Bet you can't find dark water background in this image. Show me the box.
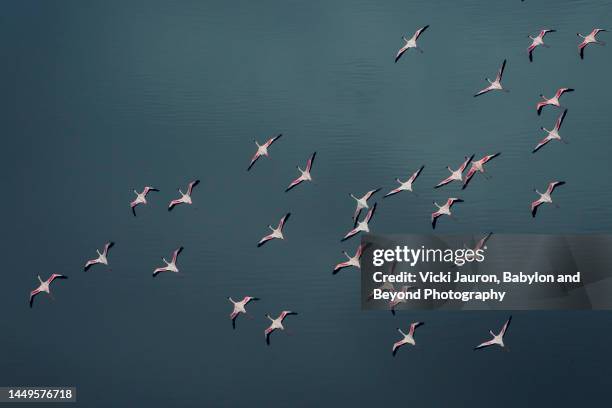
[1,0,611,406]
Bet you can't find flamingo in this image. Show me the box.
[367,262,399,301]
[153,247,184,277]
[285,152,316,192]
[257,213,291,247]
[264,311,298,345]
[389,285,415,315]
[578,29,607,59]
[333,243,366,274]
[84,242,115,271]
[435,155,474,188]
[349,188,380,220]
[228,296,259,329]
[383,165,425,198]
[431,198,463,229]
[536,88,573,115]
[29,274,68,308]
[533,109,568,153]
[392,322,424,356]
[130,186,159,216]
[462,153,501,190]
[527,29,555,62]
[247,134,282,171]
[168,180,200,211]
[342,203,377,242]
[472,232,493,251]
[395,25,429,63]
[531,181,565,217]
[474,316,512,350]
[474,60,507,97]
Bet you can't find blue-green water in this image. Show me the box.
[1,0,611,406]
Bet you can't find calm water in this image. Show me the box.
[1,0,611,406]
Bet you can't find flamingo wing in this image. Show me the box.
[285,175,304,192]
[305,152,316,172]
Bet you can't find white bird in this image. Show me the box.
[333,243,366,274]
[531,181,565,218]
[395,25,429,63]
[130,186,159,216]
[462,153,501,189]
[533,109,568,153]
[383,165,425,198]
[474,316,512,350]
[349,188,380,220]
[431,198,463,229]
[168,180,200,211]
[578,29,607,59]
[257,213,291,247]
[247,134,282,171]
[474,60,507,97]
[341,202,377,242]
[264,311,298,345]
[471,232,493,251]
[29,273,67,308]
[286,152,316,192]
[536,88,574,115]
[367,281,396,301]
[228,296,259,329]
[392,322,424,356]
[435,155,474,188]
[153,247,184,277]
[84,242,115,271]
[389,285,415,315]
[527,29,555,62]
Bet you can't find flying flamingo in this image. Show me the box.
[367,261,399,301]
[349,188,380,220]
[29,273,68,308]
[153,247,184,277]
[435,155,474,188]
[130,186,159,216]
[527,29,555,62]
[247,134,282,171]
[578,29,607,59]
[392,322,424,356]
[389,285,415,315]
[471,232,493,251]
[383,165,425,198]
[395,25,429,63]
[531,181,565,217]
[264,311,298,345]
[257,213,291,247]
[168,180,200,211]
[342,203,377,241]
[462,153,501,189]
[333,243,366,274]
[431,198,463,229]
[228,296,259,329]
[474,316,512,350]
[536,88,573,115]
[474,60,507,97]
[285,152,316,192]
[533,109,568,153]
[84,242,115,271]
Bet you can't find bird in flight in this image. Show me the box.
[462,153,501,190]
[257,213,291,247]
[264,311,298,345]
[384,165,424,198]
[577,29,607,59]
[168,180,200,211]
[349,188,380,221]
[536,88,573,115]
[527,29,555,62]
[395,25,429,63]
[392,322,424,356]
[533,109,568,153]
[248,134,282,171]
[333,243,367,274]
[153,247,184,277]
[342,202,377,241]
[474,316,512,350]
[29,273,68,308]
[286,152,316,192]
[431,198,463,229]
[228,296,259,329]
[130,186,159,216]
[531,181,565,218]
[435,155,474,189]
[474,60,508,97]
[84,242,115,271]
